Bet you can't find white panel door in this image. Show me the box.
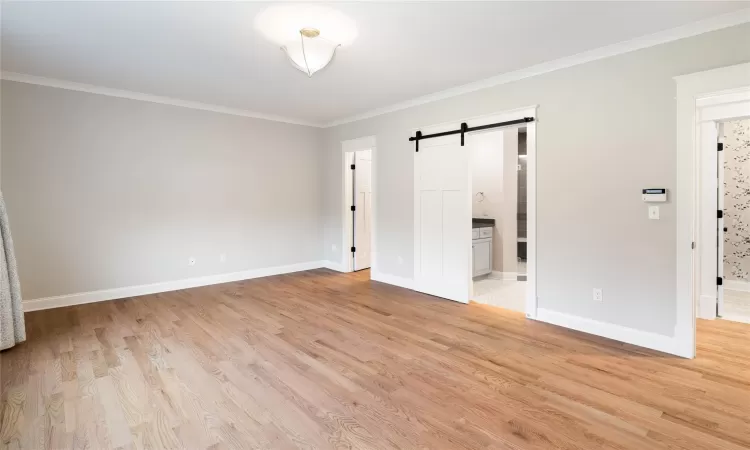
[414,136,470,303]
[354,150,372,270]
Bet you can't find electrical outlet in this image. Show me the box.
[648,206,660,220]
[188,257,196,266]
[397,255,404,265]
[593,288,603,302]
[332,244,337,252]
[219,253,226,263]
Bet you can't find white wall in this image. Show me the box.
[1,80,324,300]
[321,23,750,337]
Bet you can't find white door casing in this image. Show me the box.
[414,133,471,303]
[717,124,725,317]
[354,150,372,270]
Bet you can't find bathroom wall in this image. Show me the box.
[471,131,503,219]
[502,130,519,273]
[470,129,517,273]
[518,130,528,240]
[723,118,750,282]
[517,131,528,265]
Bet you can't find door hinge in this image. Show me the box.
[351,246,356,253]
[717,277,723,286]
[351,164,355,170]
[691,242,695,249]
[350,205,356,211]
[718,210,724,219]
[718,142,724,151]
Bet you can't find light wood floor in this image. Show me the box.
[2,269,750,449]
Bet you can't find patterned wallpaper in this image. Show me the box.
[723,118,750,281]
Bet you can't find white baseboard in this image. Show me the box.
[23,260,326,312]
[489,271,518,281]
[720,313,750,325]
[321,260,347,272]
[370,270,414,290]
[724,279,750,292]
[535,308,689,358]
[698,294,717,319]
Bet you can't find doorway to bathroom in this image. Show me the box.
[411,107,537,318]
[718,118,750,323]
[691,82,750,329]
[470,126,528,313]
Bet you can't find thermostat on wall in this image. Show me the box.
[642,188,667,202]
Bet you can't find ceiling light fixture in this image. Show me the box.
[282,27,340,77]
[255,4,357,78]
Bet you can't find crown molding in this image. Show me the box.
[0,71,324,128]
[3,8,748,129]
[324,7,750,128]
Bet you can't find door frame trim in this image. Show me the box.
[675,62,750,358]
[695,97,750,320]
[341,136,377,273]
[411,105,538,317]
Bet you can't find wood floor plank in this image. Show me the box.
[2,268,750,449]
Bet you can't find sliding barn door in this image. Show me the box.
[354,150,372,271]
[414,135,470,303]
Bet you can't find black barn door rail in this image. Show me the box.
[409,117,534,152]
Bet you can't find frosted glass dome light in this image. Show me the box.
[255,4,357,77]
[282,28,339,77]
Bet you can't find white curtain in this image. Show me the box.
[0,193,25,351]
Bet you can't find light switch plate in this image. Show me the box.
[649,206,660,220]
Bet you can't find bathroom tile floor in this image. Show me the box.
[472,277,526,313]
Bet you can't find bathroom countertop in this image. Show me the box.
[472,218,495,228]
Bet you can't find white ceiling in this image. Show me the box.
[2,2,747,126]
